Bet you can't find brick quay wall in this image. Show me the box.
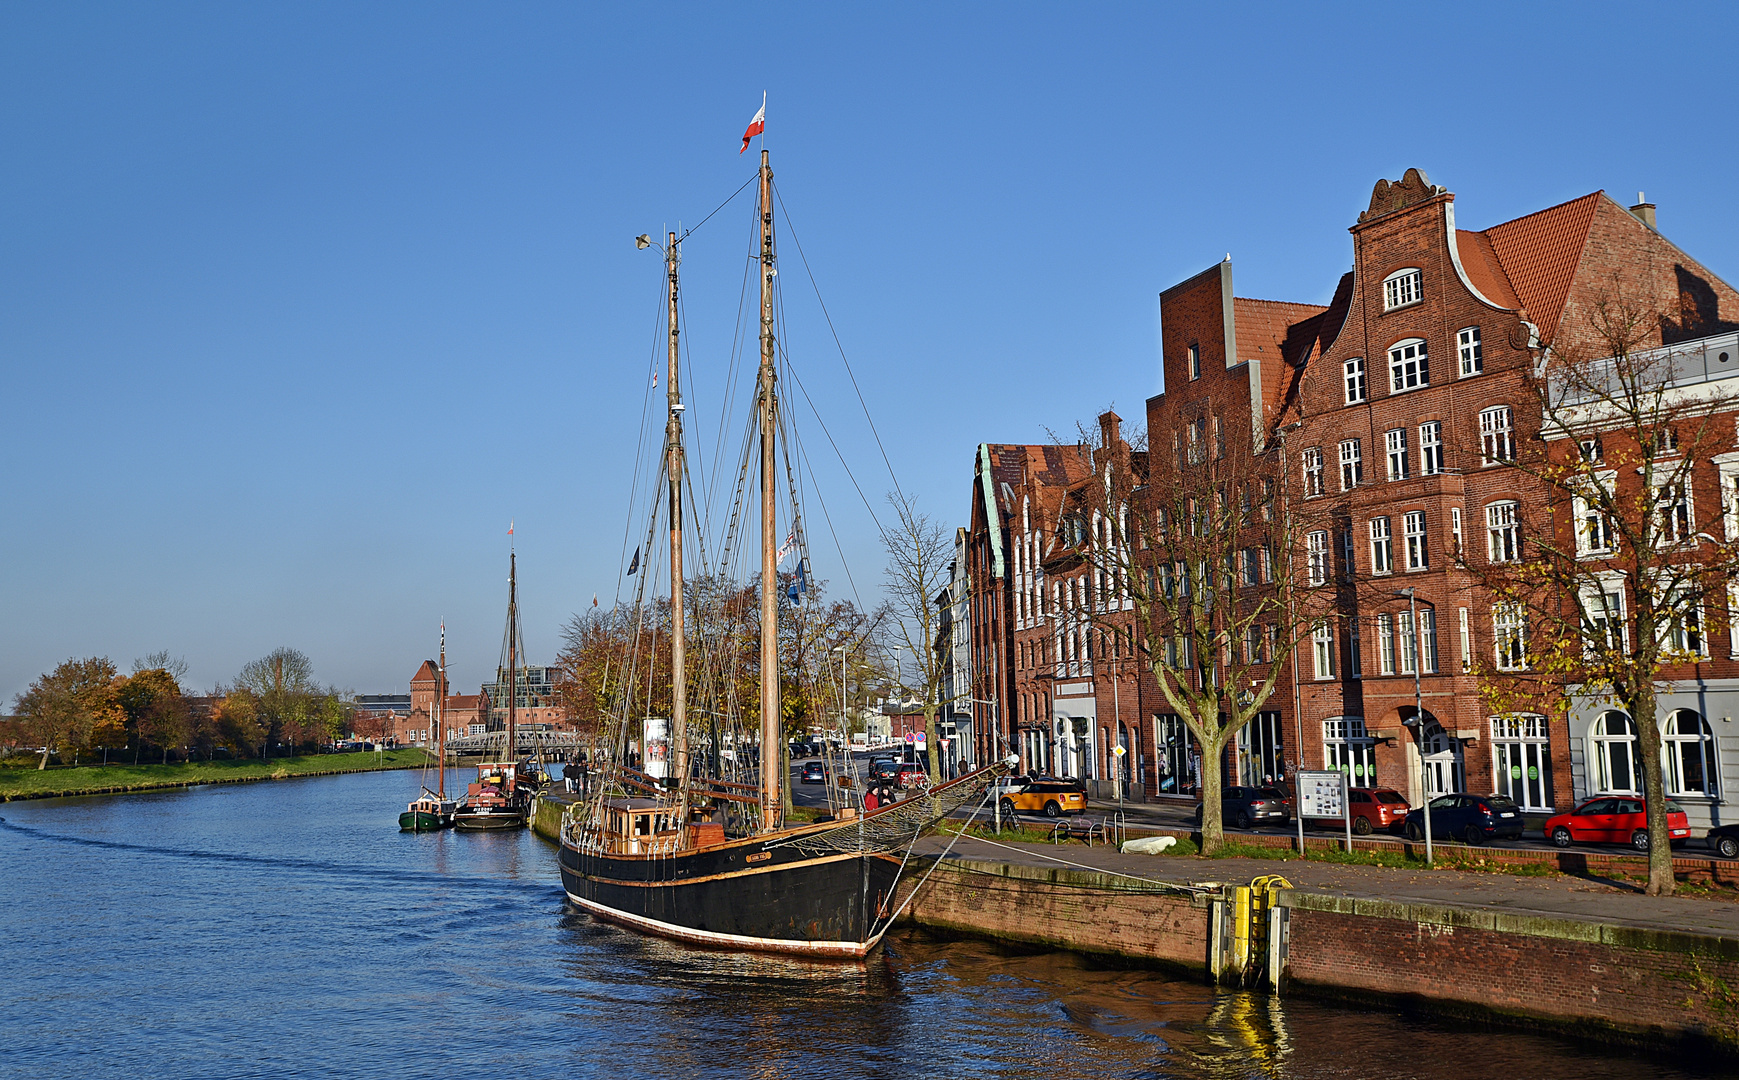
[906,856,1739,1054]
[528,798,1737,1052]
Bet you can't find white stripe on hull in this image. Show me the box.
[565,890,887,959]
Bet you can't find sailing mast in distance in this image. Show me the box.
[665,229,689,826]
[506,550,518,772]
[757,148,780,832]
[438,623,447,800]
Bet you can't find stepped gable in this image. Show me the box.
[1480,191,1602,342]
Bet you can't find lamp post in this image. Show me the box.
[1395,587,1433,864]
[970,697,1002,831]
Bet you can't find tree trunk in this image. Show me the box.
[1629,684,1675,896]
[1198,738,1225,855]
[37,747,49,771]
[924,709,940,784]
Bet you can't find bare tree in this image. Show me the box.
[1473,286,1739,896]
[1069,419,1315,854]
[877,492,956,783]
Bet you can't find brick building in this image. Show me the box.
[1280,169,1739,821]
[963,167,1739,824]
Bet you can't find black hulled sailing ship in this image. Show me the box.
[558,141,1010,957]
[454,552,536,831]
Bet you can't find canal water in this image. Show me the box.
[0,769,1718,1079]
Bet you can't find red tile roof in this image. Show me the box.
[1481,191,1601,342]
[1454,229,1523,310]
[410,659,439,685]
[1235,298,1328,362]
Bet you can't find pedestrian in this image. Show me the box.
[864,788,879,812]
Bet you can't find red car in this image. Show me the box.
[894,764,928,788]
[1545,796,1691,852]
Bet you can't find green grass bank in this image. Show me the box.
[0,749,435,801]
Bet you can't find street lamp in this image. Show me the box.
[970,697,1003,832]
[1395,587,1434,864]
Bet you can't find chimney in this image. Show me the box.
[1629,191,1657,231]
[1098,410,1122,449]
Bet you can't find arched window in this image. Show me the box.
[1419,718,1463,796]
[1664,710,1719,797]
[1590,711,1642,794]
[1383,268,1422,310]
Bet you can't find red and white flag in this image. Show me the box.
[739,93,765,154]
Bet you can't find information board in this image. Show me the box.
[1296,769,1348,819]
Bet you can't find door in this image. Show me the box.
[1583,798,1618,842]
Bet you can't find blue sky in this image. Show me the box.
[4,2,1736,701]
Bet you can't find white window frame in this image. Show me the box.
[1339,439,1363,491]
[1312,621,1335,680]
[1388,337,1429,392]
[1458,607,1471,671]
[1652,470,1694,546]
[1659,586,1708,658]
[1715,451,1739,541]
[1493,603,1528,670]
[1404,510,1428,570]
[1369,516,1393,575]
[1479,406,1514,465]
[1377,613,1395,675]
[1345,356,1366,404]
[1302,448,1324,497]
[1590,711,1642,795]
[1450,506,1463,558]
[1188,343,1201,381]
[1458,326,1483,376]
[1574,471,1617,556]
[1580,574,1629,656]
[1385,427,1410,481]
[1485,500,1520,564]
[1420,421,1443,475]
[1383,268,1422,311]
[1664,709,1719,798]
[1306,530,1330,586]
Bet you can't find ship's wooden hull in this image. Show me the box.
[558,832,905,958]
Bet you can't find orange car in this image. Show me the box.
[997,776,1088,818]
[1309,787,1411,835]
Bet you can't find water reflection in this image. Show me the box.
[0,770,1722,1080]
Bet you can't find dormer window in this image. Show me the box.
[1383,268,1422,311]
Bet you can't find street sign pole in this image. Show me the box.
[1343,769,1353,853]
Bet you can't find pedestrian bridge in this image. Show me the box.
[444,731,588,756]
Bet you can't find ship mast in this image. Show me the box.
[757,148,781,832]
[437,624,447,799]
[664,230,690,823]
[506,551,518,773]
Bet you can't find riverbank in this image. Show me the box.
[907,833,1739,1054]
[0,748,435,801]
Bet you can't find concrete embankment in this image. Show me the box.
[906,836,1739,1053]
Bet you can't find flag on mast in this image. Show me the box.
[626,546,640,576]
[739,93,765,154]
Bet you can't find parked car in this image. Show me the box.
[1402,793,1524,845]
[1307,787,1411,835]
[1193,786,1292,830]
[1544,797,1691,852]
[997,775,1087,818]
[894,764,928,788]
[800,761,827,785]
[871,759,903,784]
[1707,823,1739,860]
